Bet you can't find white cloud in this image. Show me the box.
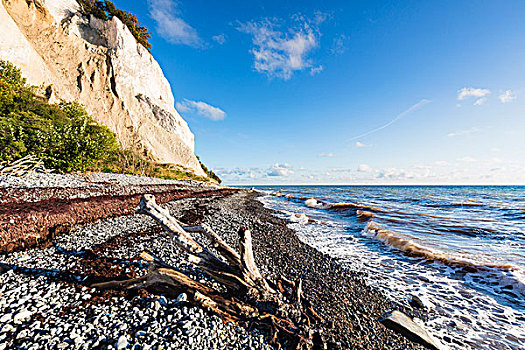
[355,141,365,147]
[267,163,295,176]
[330,168,352,173]
[331,34,346,55]
[212,34,226,45]
[474,97,487,106]
[237,16,320,80]
[317,153,334,157]
[377,168,414,180]
[499,90,516,103]
[215,167,260,176]
[148,0,202,47]
[357,164,372,172]
[313,11,330,25]
[447,127,478,137]
[457,87,490,101]
[176,99,226,121]
[457,156,476,162]
[310,65,324,75]
[434,160,450,166]
[413,164,431,170]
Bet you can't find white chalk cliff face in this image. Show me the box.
[0,0,205,176]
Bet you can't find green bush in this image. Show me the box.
[77,0,152,50]
[0,60,119,172]
[197,156,222,184]
[77,0,107,20]
[0,60,221,183]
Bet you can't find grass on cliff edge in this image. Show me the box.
[0,60,220,183]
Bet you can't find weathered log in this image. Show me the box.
[176,223,242,267]
[200,223,241,267]
[0,155,52,177]
[92,194,325,349]
[137,194,249,292]
[238,227,276,299]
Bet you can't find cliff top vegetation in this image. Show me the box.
[77,0,152,50]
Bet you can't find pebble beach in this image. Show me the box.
[0,174,427,349]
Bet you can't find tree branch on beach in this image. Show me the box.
[92,194,326,349]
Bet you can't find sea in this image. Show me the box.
[248,185,525,350]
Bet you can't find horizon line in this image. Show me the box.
[227,183,525,187]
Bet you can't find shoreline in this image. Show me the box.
[214,191,426,349]
[0,174,426,349]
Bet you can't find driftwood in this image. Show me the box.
[92,194,325,349]
[0,155,53,177]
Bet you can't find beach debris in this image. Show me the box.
[379,310,446,350]
[91,194,326,350]
[0,155,53,177]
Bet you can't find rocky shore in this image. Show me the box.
[0,174,427,349]
[0,173,237,252]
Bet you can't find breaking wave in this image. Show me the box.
[304,198,386,212]
[363,221,525,298]
[256,185,525,349]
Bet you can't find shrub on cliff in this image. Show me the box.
[197,156,222,184]
[77,0,107,20]
[0,60,119,172]
[77,0,152,50]
[0,60,220,183]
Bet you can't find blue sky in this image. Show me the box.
[114,0,525,185]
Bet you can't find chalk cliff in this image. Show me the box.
[0,0,205,176]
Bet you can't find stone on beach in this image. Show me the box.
[380,310,446,350]
[116,335,129,349]
[13,309,33,324]
[410,295,435,311]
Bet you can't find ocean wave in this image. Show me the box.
[356,210,375,221]
[363,221,525,297]
[435,224,497,237]
[376,213,496,237]
[304,198,326,209]
[259,186,525,349]
[270,191,310,202]
[426,202,485,208]
[287,212,309,224]
[363,222,508,269]
[304,198,387,212]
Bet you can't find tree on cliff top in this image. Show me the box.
[77,0,152,50]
